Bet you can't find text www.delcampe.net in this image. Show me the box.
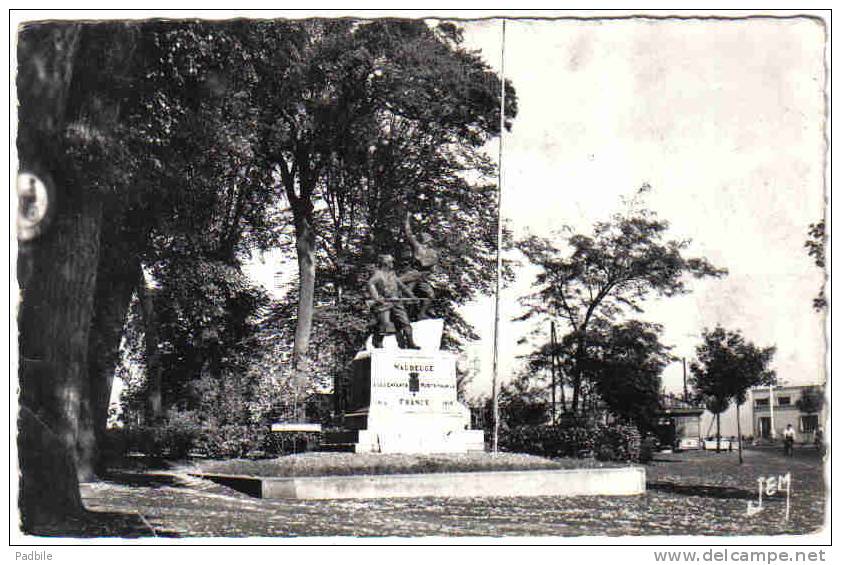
[653,550,827,564]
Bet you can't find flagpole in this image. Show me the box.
[491,18,507,454]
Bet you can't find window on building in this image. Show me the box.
[778,396,791,406]
[755,398,769,408]
[800,414,819,433]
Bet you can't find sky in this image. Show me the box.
[450,16,828,400]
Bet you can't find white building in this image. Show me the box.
[751,384,825,444]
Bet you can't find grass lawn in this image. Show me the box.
[189,451,622,478]
[26,447,827,538]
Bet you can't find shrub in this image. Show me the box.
[594,423,641,463]
[197,424,266,458]
[102,426,128,461]
[122,411,201,458]
[120,419,285,459]
[555,423,599,457]
[498,421,646,463]
[499,422,599,459]
[261,431,321,456]
[639,434,659,463]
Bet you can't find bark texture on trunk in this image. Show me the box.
[77,240,140,480]
[16,22,91,530]
[570,339,585,415]
[17,406,82,532]
[138,278,163,422]
[292,209,316,420]
[18,197,103,523]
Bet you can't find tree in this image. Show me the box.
[16,20,288,525]
[805,220,826,311]
[251,20,516,410]
[497,373,550,428]
[584,320,673,433]
[689,326,776,461]
[518,187,726,414]
[796,386,825,415]
[76,20,286,474]
[15,19,515,529]
[16,20,150,528]
[111,19,512,433]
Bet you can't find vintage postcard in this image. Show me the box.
[9,8,830,554]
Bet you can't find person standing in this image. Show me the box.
[814,425,824,456]
[783,423,796,456]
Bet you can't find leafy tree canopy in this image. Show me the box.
[689,326,777,407]
[583,319,673,432]
[805,220,826,311]
[518,187,726,411]
[795,386,825,415]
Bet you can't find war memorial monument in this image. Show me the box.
[324,214,485,453]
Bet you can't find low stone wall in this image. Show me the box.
[198,466,646,500]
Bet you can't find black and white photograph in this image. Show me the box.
[10,8,830,549]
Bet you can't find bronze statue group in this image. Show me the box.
[366,213,438,349]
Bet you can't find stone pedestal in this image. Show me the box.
[325,319,485,454]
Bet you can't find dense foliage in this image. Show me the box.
[517,188,724,422]
[17,20,518,527]
[81,19,517,454]
[805,220,826,311]
[498,422,651,464]
[583,320,674,433]
[796,386,825,415]
[690,326,776,406]
[689,326,776,457]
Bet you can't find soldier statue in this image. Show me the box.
[367,253,420,349]
[400,212,439,320]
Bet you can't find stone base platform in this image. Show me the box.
[196,466,646,500]
[334,322,480,454]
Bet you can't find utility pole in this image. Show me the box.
[682,357,688,403]
[490,18,507,454]
[556,323,566,416]
[769,384,776,440]
[550,320,557,423]
[736,401,744,464]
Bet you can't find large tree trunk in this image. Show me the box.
[77,239,141,480]
[17,20,142,531]
[291,206,316,421]
[138,277,163,422]
[16,22,93,530]
[571,342,584,416]
[18,197,103,526]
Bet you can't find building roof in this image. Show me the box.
[657,393,705,416]
[751,383,824,393]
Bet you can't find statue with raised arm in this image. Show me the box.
[400,212,439,320]
[368,253,420,349]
